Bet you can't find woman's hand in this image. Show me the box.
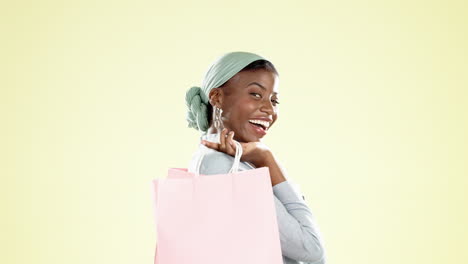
[201,128,271,168]
[202,128,287,186]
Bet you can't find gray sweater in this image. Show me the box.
[188,133,327,264]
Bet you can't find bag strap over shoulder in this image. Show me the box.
[194,140,243,178]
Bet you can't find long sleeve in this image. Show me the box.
[273,181,327,263]
[188,142,327,264]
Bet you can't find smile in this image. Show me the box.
[248,120,267,136]
[248,119,270,130]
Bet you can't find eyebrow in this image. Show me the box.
[247,82,279,95]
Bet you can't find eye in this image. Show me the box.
[250,93,262,98]
[272,99,280,105]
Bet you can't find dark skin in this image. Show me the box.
[201,69,287,186]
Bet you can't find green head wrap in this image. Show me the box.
[185,51,267,133]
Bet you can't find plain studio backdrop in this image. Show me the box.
[1,0,467,263]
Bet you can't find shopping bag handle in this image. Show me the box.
[194,140,243,177]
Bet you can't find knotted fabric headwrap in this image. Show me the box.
[185,51,266,133]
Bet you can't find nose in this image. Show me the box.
[260,98,275,115]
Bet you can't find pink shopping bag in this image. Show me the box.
[151,141,283,264]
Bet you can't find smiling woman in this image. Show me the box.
[205,62,280,142]
[185,51,327,264]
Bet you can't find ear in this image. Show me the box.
[208,88,223,108]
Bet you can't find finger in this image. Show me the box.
[225,131,236,155]
[219,128,228,151]
[201,140,219,150]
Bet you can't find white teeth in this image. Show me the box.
[248,119,270,129]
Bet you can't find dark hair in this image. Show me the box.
[240,59,279,76]
[207,59,278,126]
[218,59,279,88]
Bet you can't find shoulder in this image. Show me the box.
[199,148,233,175]
[199,147,255,175]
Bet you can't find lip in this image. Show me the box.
[249,116,273,131]
[250,116,273,122]
[248,122,267,137]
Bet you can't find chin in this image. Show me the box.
[250,135,263,142]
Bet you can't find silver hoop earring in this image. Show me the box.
[213,106,224,131]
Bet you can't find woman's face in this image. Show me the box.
[211,69,280,143]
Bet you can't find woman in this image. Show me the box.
[185,51,327,264]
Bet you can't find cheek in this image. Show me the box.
[228,100,256,118]
[222,96,260,132]
[238,105,257,123]
[240,97,258,111]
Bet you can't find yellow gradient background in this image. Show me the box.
[2,0,467,263]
